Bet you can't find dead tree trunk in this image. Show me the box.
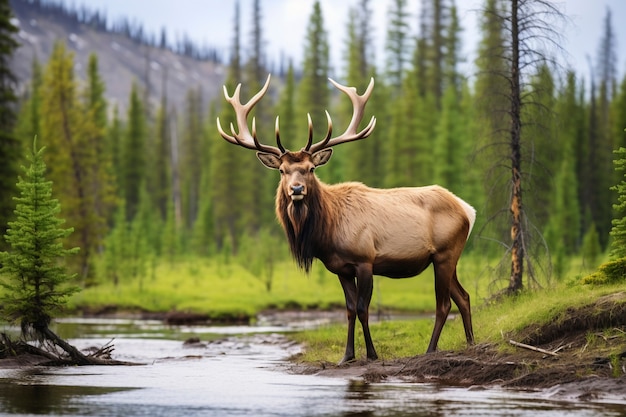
[508,0,524,293]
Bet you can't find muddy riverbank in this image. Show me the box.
[286,293,626,403]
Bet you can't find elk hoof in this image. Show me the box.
[337,355,355,366]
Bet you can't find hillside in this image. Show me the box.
[9,0,226,114]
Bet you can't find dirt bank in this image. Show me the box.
[286,293,626,402]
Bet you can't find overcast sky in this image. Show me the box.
[81,0,626,81]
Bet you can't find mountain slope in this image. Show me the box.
[9,0,226,115]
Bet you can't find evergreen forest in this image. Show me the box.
[1,0,625,310]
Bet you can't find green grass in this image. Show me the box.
[291,281,626,363]
[70,258,347,318]
[67,250,502,319]
[66,250,606,319]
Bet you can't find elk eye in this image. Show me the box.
[309,167,315,173]
[279,169,284,175]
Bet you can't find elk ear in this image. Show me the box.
[257,152,281,169]
[312,149,333,167]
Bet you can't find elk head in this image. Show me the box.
[216,74,377,205]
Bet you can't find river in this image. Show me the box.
[0,317,625,416]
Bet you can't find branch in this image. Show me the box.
[509,339,559,356]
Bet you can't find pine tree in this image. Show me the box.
[298,1,332,181]
[589,7,618,248]
[610,147,626,259]
[180,88,204,228]
[275,61,297,151]
[102,201,129,286]
[82,54,115,256]
[40,42,109,280]
[211,0,244,253]
[243,0,275,230]
[473,0,509,248]
[523,63,556,230]
[0,139,79,342]
[153,92,171,220]
[612,74,626,152]
[432,83,466,191]
[342,3,379,185]
[548,72,582,255]
[123,83,146,221]
[385,0,410,93]
[0,0,20,249]
[0,139,125,364]
[107,105,123,198]
[14,58,42,147]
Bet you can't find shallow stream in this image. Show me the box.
[0,317,625,416]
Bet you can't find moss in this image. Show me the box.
[582,257,626,285]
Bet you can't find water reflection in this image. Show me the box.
[338,381,626,417]
[0,380,135,415]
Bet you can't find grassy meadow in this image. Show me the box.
[68,249,604,322]
[290,279,626,363]
[69,251,493,318]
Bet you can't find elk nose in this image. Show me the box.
[291,184,305,195]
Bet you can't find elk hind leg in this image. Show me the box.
[450,269,474,346]
[426,259,454,353]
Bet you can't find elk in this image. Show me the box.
[217,74,476,364]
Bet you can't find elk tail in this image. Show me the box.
[456,197,476,241]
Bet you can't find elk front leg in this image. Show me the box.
[338,274,357,365]
[355,264,377,361]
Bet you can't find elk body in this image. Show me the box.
[217,75,476,364]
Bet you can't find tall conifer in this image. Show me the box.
[122,83,146,221]
[0,139,79,336]
[40,42,107,280]
[0,0,20,248]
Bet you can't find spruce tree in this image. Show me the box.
[153,92,171,220]
[342,3,380,186]
[610,146,626,259]
[275,61,297,151]
[385,0,410,93]
[123,83,147,221]
[0,141,123,364]
[0,139,81,352]
[586,7,617,248]
[298,1,332,180]
[212,0,244,253]
[0,0,20,249]
[40,42,109,280]
[181,88,204,228]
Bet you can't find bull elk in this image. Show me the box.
[217,74,476,364]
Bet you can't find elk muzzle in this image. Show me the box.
[290,184,306,201]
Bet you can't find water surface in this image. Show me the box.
[0,318,624,417]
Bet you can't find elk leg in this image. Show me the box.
[338,274,357,365]
[450,269,474,346]
[355,264,378,361]
[427,260,453,353]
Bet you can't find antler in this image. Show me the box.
[305,77,377,154]
[217,74,284,156]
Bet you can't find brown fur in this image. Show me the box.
[262,150,476,363]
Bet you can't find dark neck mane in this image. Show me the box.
[277,185,330,273]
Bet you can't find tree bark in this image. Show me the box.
[508,0,524,293]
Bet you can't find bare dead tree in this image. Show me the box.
[475,0,568,294]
